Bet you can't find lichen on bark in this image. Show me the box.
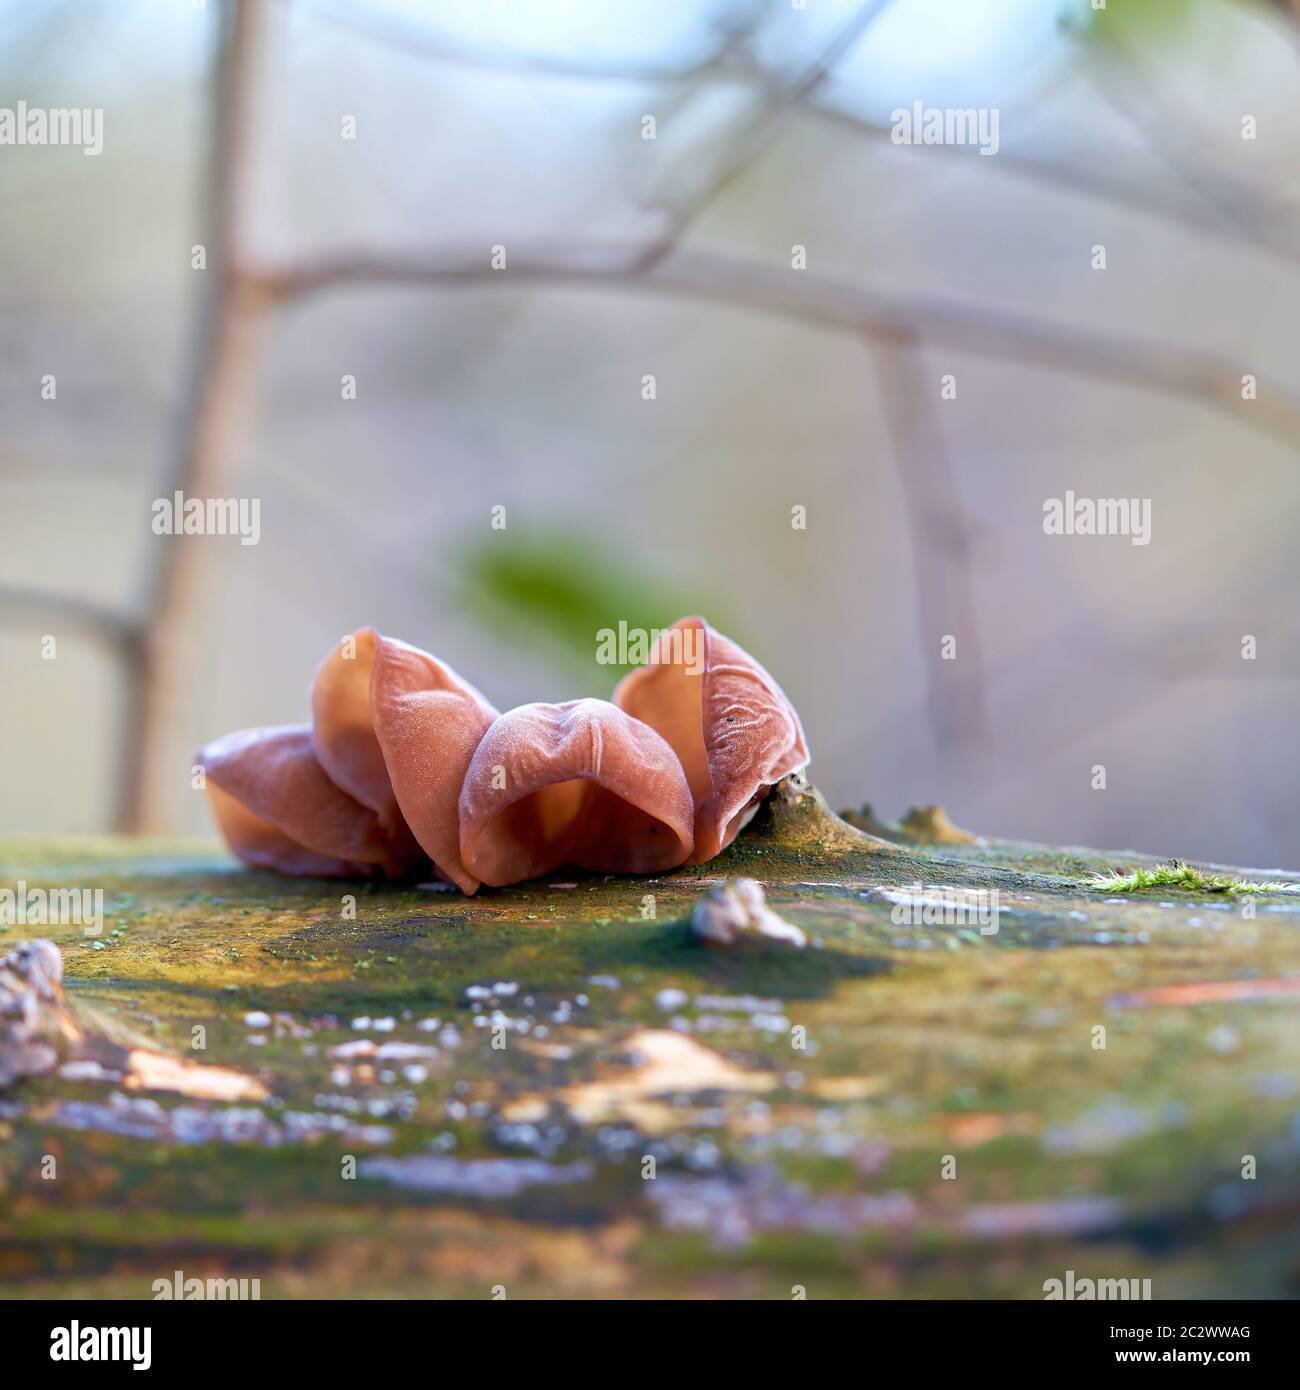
[1,782,1298,1298]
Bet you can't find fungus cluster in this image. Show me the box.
[197,617,808,893]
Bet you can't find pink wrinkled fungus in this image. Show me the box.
[196,618,808,892]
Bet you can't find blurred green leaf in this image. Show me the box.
[1067,0,1207,49]
[454,528,730,690]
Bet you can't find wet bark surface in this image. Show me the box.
[2,784,1297,1299]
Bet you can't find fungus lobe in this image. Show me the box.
[613,616,808,862]
[199,617,809,889]
[459,698,695,887]
[197,725,404,878]
[202,629,500,890]
[311,627,500,892]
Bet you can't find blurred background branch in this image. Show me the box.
[254,243,1300,446]
[868,331,989,750]
[0,586,139,651]
[306,0,1300,264]
[127,0,271,832]
[632,0,899,268]
[2,0,1297,864]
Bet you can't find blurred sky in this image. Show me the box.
[1,0,1298,868]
